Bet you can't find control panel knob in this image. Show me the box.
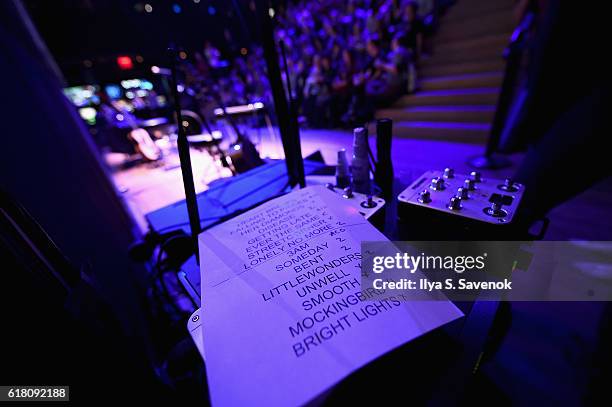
[443,167,454,179]
[418,190,432,203]
[342,186,353,199]
[464,178,476,191]
[498,177,519,192]
[430,177,445,191]
[470,171,482,182]
[448,196,462,211]
[360,195,378,208]
[484,202,507,217]
[456,187,469,199]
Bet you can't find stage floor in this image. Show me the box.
[110,127,525,232]
[110,127,612,241]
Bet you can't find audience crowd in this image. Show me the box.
[182,0,430,128]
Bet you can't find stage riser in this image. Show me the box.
[377,106,495,123]
[367,122,489,144]
[420,72,503,91]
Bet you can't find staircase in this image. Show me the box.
[375,0,517,143]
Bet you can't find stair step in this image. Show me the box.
[421,58,505,76]
[425,35,507,66]
[441,6,514,32]
[433,34,508,57]
[451,0,515,10]
[436,25,513,44]
[369,121,490,144]
[369,0,512,143]
[436,9,514,43]
[394,88,499,106]
[444,1,515,23]
[376,105,496,123]
[420,72,503,90]
[425,47,503,66]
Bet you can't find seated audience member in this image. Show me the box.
[390,32,417,93]
[303,55,332,127]
[349,22,367,54]
[364,37,402,106]
[331,48,357,126]
[403,1,425,60]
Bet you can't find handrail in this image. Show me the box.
[468,11,535,169]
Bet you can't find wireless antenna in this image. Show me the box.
[167,46,201,264]
[258,4,305,188]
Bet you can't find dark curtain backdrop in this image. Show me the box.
[0,0,164,399]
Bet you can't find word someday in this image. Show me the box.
[372,252,486,274]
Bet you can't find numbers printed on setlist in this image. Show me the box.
[0,386,69,402]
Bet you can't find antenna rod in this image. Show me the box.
[258,4,305,188]
[167,46,201,263]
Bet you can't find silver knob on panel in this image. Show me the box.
[498,177,519,192]
[464,178,476,191]
[448,196,462,211]
[456,187,469,199]
[470,171,482,182]
[430,177,445,191]
[418,190,432,203]
[342,186,353,198]
[361,195,377,208]
[483,202,507,218]
[443,167,454,179]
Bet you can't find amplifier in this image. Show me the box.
[397,169,525,240]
